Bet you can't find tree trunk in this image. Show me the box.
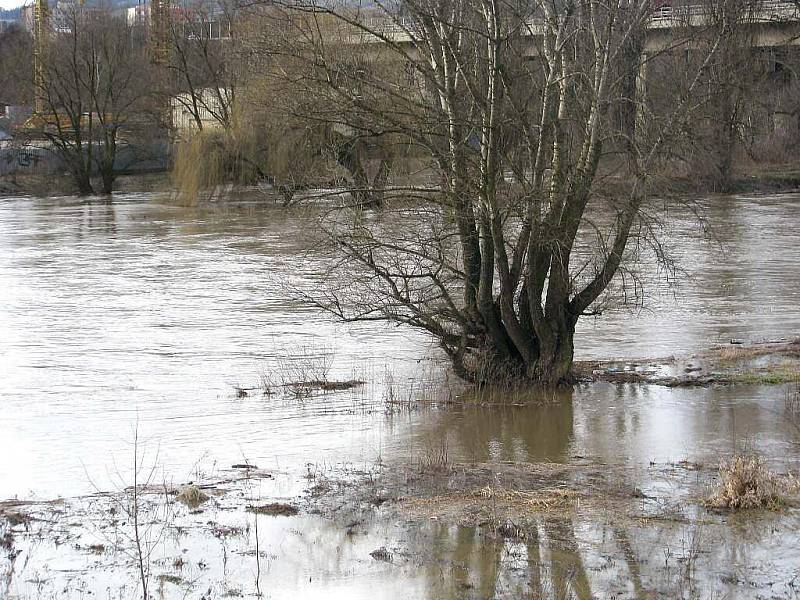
[530,325,576,386]
[101,168,115,195]
[457,311,576,387]
[73,167,94,196]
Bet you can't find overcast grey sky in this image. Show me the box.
[0,0,25,11]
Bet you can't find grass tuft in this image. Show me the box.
[704,455,794,511]
[175,485,210,509]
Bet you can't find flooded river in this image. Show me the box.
[1,192,799,599]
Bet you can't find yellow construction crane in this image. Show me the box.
[150,0,171,66]
[28,0,91,129]
[32,0,49,115]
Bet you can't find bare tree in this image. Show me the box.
[239,8,406,207]
[693,0,767,190]
[168,0,238,133]
[249,0,731,385]
[33,6,153,194]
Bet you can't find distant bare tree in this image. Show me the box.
[249,0,731,385]
[239,8,405,207]
[34,7,153,194]
[168,0,238,132]
[695,0,768,190]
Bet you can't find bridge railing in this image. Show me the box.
[649,0,800,27]
[352,3,800,44]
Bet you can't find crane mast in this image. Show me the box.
[150,0,170,66]
[32,0,49,114]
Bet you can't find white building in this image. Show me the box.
[171,88,230,136]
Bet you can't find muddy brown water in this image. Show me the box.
[1,192,800,598]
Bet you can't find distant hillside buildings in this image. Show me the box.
[126,0,231,38]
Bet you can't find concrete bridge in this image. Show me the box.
[346,3,800,136]
[646,0,800,51]
[353,2,800,53]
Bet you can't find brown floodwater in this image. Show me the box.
[1,191,799,598]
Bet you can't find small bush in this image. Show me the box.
[176,485,210,509]
[705,455,786,510]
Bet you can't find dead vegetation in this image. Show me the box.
[398,484,585,523]
[176,485,210,509]
[417,439,449,473]
[369,547,392,562]
[475,486,583,510]
[0,528,12,551]
[375,461,620,527]
[246,503,299,517]
[704,455,799,511]
[1,512,31,528]
[250,346,365,399]
[709,339,800,363]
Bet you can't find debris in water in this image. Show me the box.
[496,520,525,539]
[369,546,392,562]
[176,485,210,509]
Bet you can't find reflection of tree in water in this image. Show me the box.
[76,199,118,238]
[413,516,599,599]
[417,388,576,464]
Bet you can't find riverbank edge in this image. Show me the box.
[3,164,800,199]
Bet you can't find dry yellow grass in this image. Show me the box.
[398,485,584,521]
[176,485,210,509]
[473,485,583,510]
[704,455,798,510]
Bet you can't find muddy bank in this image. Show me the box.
[575,337,800,387]
[310,457,800,526]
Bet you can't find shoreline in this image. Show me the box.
[3,163,800,200]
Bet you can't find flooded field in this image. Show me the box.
[1,192,799,598]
